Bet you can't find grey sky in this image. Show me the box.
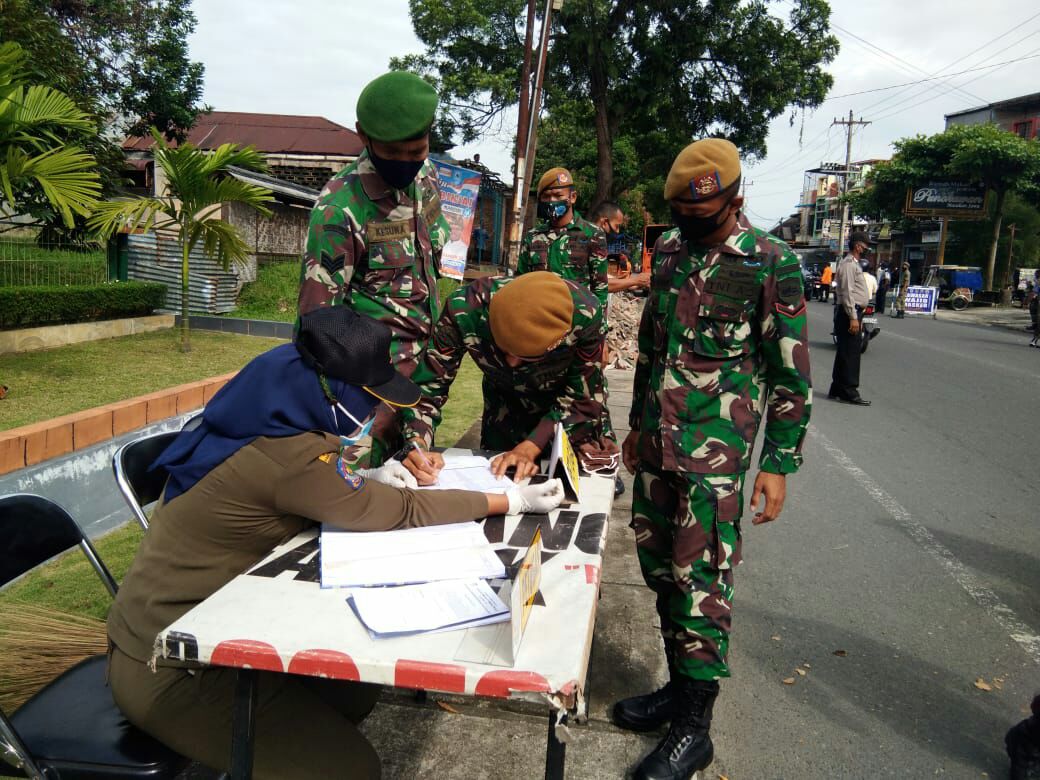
[189,0,1038,227]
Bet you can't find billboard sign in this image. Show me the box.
[904,180,989,218]
[433,161,482,280]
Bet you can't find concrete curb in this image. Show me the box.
[0,314,175,354]
[0,372,236,476]
[173,314,293,339]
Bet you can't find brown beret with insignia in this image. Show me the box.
[664,138,741,201]
[537,167,574,195]
[489,272,574,358]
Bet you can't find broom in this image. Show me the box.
[0,601,109,713]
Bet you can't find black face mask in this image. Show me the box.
[368,147,424,190]
[670,198,733,244]
[537,200,570,222]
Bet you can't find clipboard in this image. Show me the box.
[545,422,581,502]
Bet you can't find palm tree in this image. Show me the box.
[89,129,273,352]
[0,41,101,227]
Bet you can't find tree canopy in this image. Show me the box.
[850,124,1040,289]
[396,0,838,209]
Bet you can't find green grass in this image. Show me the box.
[2,329,284,429]
[226,260,300,322]
[0,240,108,287]
[0,523,144,619]
[434,355,482,446]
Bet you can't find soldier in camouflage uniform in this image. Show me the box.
[297,71,450,467]
[517,167,610,317]
[397,272,615,483]
[614,139,812,780]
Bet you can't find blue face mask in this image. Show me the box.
[332,401,375,448]
[537,200,569,221]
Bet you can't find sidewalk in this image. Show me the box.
[932,304,1032,333]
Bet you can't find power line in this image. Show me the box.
[830,23,986,105]
[822,52,1040,102]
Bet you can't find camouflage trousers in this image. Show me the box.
[631,465,745,681]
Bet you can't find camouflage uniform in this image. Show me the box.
[400,276,614,454]
[297,149,450,465]
[517,211,610,319]
[630,213,812,681]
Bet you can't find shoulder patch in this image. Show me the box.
[777,276,804,306]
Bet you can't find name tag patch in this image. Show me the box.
[366,219,412,244]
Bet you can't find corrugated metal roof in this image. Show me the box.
[225,165,319,206]
[122,111,363,156]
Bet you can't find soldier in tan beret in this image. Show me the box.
[616,138,812,780]
[398,271,616,483]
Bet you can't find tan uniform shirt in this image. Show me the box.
[835,254,870,320]
[107,432,487,665]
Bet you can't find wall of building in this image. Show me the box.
[226,200,309,261]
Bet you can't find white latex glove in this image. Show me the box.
[358,461,419,490]
[506,479,565,515]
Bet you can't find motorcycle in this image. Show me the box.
[831,303,881,353]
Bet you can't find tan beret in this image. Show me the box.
[537,167,574,195]
[664,138,741,201]
[489,272,574,358]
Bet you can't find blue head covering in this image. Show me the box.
[153,343,379,502]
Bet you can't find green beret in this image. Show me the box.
[356,72,438,143]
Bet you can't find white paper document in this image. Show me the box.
[348,578,509,636]
[320,522,505,588]
[417,454,514,493]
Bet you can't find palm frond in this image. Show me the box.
[88,197,172,238]
[9,85,95,134]
[203,142,269,175]
[190,215,254,270]
[5,145,101,227]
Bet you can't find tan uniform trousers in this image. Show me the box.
[108,645,381,779]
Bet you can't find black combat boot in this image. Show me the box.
[632,678,719,780]
[1007,696,1040,780]
[612,644,678,732]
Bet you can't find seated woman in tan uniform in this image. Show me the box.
[106,306,563,780]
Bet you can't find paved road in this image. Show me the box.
[698,304,1040,778]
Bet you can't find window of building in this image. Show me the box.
[1012,119,1036,138]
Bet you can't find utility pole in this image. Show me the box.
[832,109,870,261]
[741,179,753,201]
[519,0,559,218]
[506,0,537,272]
[1004,222,1017,290]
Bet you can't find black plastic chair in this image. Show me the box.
[0,493,188,779]
[112,431,180,531]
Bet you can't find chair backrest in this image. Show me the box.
[0,494,118,597]
[112,431,180,530]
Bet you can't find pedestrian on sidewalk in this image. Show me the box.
[829,231,873,405]
[895,260,911,318]
[616,138,812,780]
[1027,280,1039,347]
[820,261,833,302]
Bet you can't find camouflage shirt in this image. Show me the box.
[517,210,609,317]
[401,276,611,452]
[297,149,450,372]
[631,213,812,476]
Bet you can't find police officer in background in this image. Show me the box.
[828,231,872,406]
[616,139,811,780]
[297,71,450,467]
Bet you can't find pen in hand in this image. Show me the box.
[409,441,440,485]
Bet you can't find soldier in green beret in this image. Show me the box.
[615,138,812,780]
[297,71,450,467]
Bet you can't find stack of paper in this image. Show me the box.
[417,454,514,493]
[320,522,505,589]
[347,578,509,637]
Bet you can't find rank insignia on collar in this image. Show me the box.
[690,171,721,200]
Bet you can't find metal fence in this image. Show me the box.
[0,231,108,287]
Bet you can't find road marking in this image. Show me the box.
[809,426,1040,665]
